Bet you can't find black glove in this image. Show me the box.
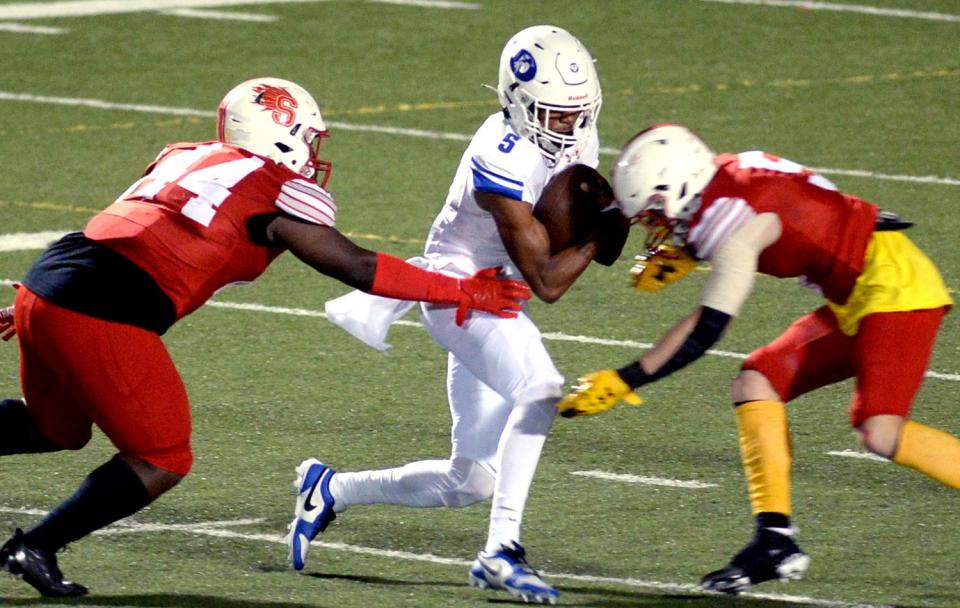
[593,208,630,266]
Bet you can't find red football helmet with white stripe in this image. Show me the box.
[612,124,717,249]
[217,77,332,187]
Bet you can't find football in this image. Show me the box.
[534,164,615,254]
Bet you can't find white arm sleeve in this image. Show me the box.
[699,213,782,316]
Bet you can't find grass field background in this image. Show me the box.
[0,1,958,606]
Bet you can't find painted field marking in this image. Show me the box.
[0,0,325,20]
[95,517,267,535]
[827,449,889,463]
[0,91,958,187]
[0,507,894,608]
[0,22,66,33]
[368,0,480,8]
[0,506,265,531]
[571,470,718,488]
[698,0,960,22]
[0,276,955,383]
[0,230,76,251]
[159,7,278,21]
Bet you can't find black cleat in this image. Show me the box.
[701,527,810,595]
[0,529,88,597]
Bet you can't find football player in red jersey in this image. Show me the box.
[557,124,955,594]
[0,77,529,597]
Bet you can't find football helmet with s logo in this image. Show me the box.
[217,77,332,187]
[496,25,602,164]
[612,123,717,250]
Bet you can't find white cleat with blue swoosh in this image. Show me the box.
[286,458,337,571]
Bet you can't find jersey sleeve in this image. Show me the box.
[687,196,757,260]
[468,120,544,205]
[698,213,780,316]
[276,178,337,227]
[470,155,530,202]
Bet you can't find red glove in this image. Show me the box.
[0,304,15,341]
[369,254,530,326]
[455,267,531,326]
[0,283,19,341]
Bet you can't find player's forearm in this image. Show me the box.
[368,253,461,303]
[527,241,597,303]
[639,309,701,372]
[619,306,731,388]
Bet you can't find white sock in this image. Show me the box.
[330,458,493,511]
[484,397,556,553]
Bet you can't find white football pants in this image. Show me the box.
[329,305,562,551]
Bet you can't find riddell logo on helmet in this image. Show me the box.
[568,94,588,101]
[253,84,298,127]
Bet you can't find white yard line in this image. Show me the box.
[0,230,75,251]
[95,518,267,535]
[159,7,278,21]
[0,0,324,20]
[0,22,67,33]
[0,506,894,608]
[572,470,718,488]
[0,91,957,187]
[698,0,960,23]
[0,506,265,531]
[0,276,955,383]
[202,301,960,383]
[368,0,480,9]
[826,449,889,463]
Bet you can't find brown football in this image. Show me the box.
[533,164,615,254]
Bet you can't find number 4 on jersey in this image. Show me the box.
[122,143,265,227]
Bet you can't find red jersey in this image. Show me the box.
[84,142,337,319]
[689,151,878,304]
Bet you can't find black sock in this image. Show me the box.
[756,512,791,531]
[0,399,61,455]
[23,455,152,552]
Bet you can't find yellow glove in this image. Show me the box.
[630,245,698,292]
[556,370,644,418]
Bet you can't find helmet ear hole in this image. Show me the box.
[275,142,293,153]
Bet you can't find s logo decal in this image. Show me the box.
[253,83,298,127]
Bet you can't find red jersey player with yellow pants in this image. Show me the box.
[0,78,529,598]
[556,124,954,594]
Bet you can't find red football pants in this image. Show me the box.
[15,287,192,475]
[743,305,948,427]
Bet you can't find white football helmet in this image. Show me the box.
[612,123,717,248]
[497,25,602,163]
[217,77,332,187]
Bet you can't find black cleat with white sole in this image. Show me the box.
[701,527,810,595]
[0,529,88,597]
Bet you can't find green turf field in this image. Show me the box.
[0,1,957,606]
